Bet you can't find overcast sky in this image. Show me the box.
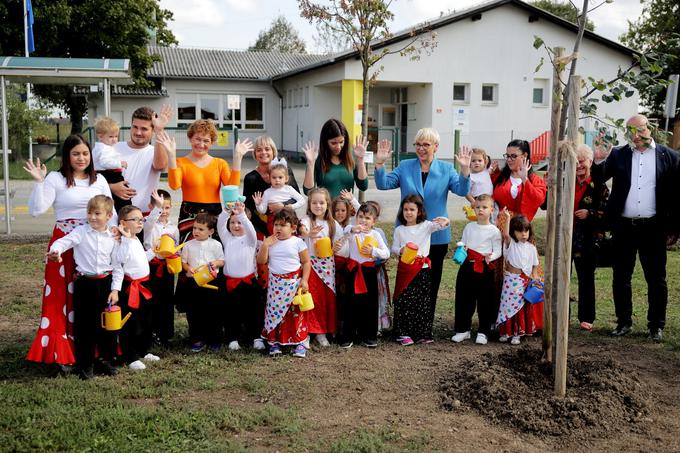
[158,0,645,51]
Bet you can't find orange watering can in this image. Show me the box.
[193,263,219,290]
[101,304,131,331]
[157,234,186,258]
[292,288,314,312]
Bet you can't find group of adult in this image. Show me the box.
[24,108,677,370]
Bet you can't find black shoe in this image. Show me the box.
[339,341,353,349]
[361,340,378,348]
[649,328,663,343]
[94,359,118,376]
[611,325,632,337]
[77,365,94,380]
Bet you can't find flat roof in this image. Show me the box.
[0,56,132,85]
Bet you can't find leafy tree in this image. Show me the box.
[312,23,352,55]
[621,0,680,116]
[249,15,307,53]
[531,0,595,31]
[2,84,48,161]
[0,0,176,133]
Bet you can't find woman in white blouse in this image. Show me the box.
[24,134,114,369]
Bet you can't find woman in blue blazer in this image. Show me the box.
[374,127,471,320]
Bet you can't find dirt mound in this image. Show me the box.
[439,347,651,439]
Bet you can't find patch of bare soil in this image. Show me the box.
[440,347,651,441]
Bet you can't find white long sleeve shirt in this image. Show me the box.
[217,210,257,278]
[461,222,503,262]
[92,141,123,171]
[112,236,150,291]
[28,172,114,221]
[623,141,657,218]
[181,238,224,270]
[391,220,446,257]
[300,216,343,257]
[257,185,305,214]
[143,207,180,260]
[49,224,116,277]
[343,226,390,264]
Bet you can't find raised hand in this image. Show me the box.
[353,135,368,160]
[309,223,324,238]
[593,140,612,161]
[517,157,530,181]
[375,139,392,166]
[153,104,173,131]
[433,216,450,228]
[489,160,499,174]
[302,141,318,164]
[499,206,511,221]
[23,158,47,182]
[252,191,263,207]
[155,130,176,157]
[150,189,164,209]
[118,223,133,239]
[234,138,254,159]
[340,189,355,201]
[455,145,472,175]
[231,201,245,215]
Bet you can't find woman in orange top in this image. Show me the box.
[157,119,253,242]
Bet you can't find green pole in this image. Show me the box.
[454,129,461,171]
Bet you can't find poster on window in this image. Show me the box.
[227,95,240,110]
[454,107,469,134]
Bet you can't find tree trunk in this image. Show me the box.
[359,64,370,203]
[66,93,87,134]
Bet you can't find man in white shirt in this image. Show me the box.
[592,114,680,342]
[111,105,171,216]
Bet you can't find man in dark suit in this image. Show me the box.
[591,114,680,342]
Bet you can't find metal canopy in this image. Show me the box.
[1,56,132,235]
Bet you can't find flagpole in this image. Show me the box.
[24,0,33,162]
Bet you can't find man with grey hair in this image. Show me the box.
[592,114,680,342]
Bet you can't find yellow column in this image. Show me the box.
[341,79,363,144]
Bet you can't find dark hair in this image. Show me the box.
[156,189,171,203]
[131,106,154,125]
[272,206,298,227]
[194,212,216,230]
[118,205,142,221]
[59,134,97,187]
[475,194,494,205]
[358,202,379,219]
[331,197,354,227]
[509,214,534,242]
[397,194,427,225]
[365,200,381,218]
[495,139,533,186]
[319,119,353,173]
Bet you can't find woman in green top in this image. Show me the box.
[302,118,368,199]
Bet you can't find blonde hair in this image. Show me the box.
[306,187,335,239]
[187,119,218,144]
[94,117,120,136]
[254,135,278,158]
[87,194,114,214]
[414,128,440,145]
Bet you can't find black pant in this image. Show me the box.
[612,218,668,330]
[340,266,379,344]
[148,262,176,346]
[454,260,495,335]
[223,278,264,343]
[73,276,116,370]
[184,277,224,346]
[99,170,131,213]
[574,252,596,324]
[427,243,448,324]
[119,279,153,364]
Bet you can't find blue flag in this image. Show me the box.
[26,0,35,53]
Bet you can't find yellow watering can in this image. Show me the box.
[400,242,418,265]
[193,263,219,290]
[463,205,477,221]
[314,237,333,258]
[166,253,182,274]
[157,234,186,258]
[292,288,314,312]
[355,235,378,258]
[101,304,131,331]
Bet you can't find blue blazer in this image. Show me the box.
[374,158,470,245]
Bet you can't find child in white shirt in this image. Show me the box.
[252,164,306,226]
[92,117,128,211]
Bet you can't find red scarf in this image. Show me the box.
[346,259,376,294]
[466,248,495,273]
[124,275,152,309]
[393,256,430,300]
[226,273,256,292]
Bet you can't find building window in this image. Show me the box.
[481,84,498,104]
[200,95,219,121]
[176,93,264,131]
[244,97,264,129]
[177,94,197,121]
[453,83,470,104]
[533,78,549,106]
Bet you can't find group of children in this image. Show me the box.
[53,134,543,378]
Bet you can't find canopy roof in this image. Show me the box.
[0,56,132,85]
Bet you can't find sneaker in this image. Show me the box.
[475,333,488,345]
[611,325,632,337]
[361,340,378,348]
[399,336,414,346]
[128,360,146,370]
[579,321,593,331]
[303,337,310,349]
[395,335,407,342]
[253,339,266,350]
[209,344,221,352]
[77,365,94,380]
[143,353,160,362]
[293,344,307,358]
[416,338,434,345]
[649,328,663,343]
[191,342,205,353]
[269,344,282,356]
[510,336,521,345]
[498,335,509,343]
[315,334,330,347]
[94,360,118,376]
[228,341,241,351]
[339,341,353,349]
[451,331,471,343]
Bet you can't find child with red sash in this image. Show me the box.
[143,189,178,348]
[112,205,155,370]
[496,209,541,345]
[217,202,265,352]
[48,195,118,379]
[452,194,503,346]
[299,188,343,347]
[338,202,390,349]
[391,194,449,346]
[257,208,311,358]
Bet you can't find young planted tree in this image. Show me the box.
[249,15,307,54]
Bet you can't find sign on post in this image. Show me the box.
[227,95,240,110]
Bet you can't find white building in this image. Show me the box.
[89,0,639,160]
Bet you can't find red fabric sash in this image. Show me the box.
[394,256,430,300]
[226,273,256,292]
[346,259,376,294]
[272,269,302,279]
[124,275,151,309]
[466,248,495,273]
[334,255,349,270]
[78,271,111,279]
[150,257,166,278]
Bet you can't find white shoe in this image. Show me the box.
[451,331,471,343]
[303,337,310,349]
[128,360,146,370]
[499,335,509,343]
[315,334,330,347]
[475,333,488,345]
[228,341,241,351]
[143,353,160,362]
[511,336,521,345]
[253,339,266,350]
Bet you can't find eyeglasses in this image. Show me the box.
[414,142,433,149]
[504,153,521,160]
[123,217,144,223]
